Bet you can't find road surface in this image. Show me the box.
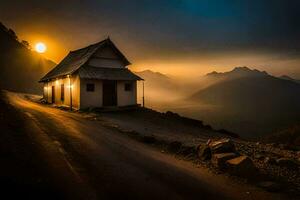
[5,92,287,200]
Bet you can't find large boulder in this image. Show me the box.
[226,156,257,178]
[212,153,238,169]
[208,138,236,154]
[197,144,211,161]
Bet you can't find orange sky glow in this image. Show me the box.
[1,0,300,79]
[10,24,300,80]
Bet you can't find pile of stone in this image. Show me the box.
[197,138,257,178]
[264,156,299,169]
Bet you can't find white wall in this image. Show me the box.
[80,79,103,109]
[43,75,80,109]
[87,45,126,68]
[117,81,137,106]
[44,77,138,109]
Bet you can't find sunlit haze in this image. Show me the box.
[1,0,299,78]
[1,1,300,198]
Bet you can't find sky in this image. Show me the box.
[0,0,300,78]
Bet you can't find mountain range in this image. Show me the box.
[279,75,300,84]
[1,20,299,140]
[190,67,300,110]
[138,67,300,139]
[134,70,185,107]
[0,22,55,94]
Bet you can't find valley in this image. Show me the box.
[136,67,300,140]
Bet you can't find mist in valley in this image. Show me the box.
[1,21,300,142]
[136,67,300,140]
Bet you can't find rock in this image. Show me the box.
[212,153,238,169]
[264,157,277,165]
[226,156,257,178]
[197,144,211,161]
[279,144,289,150]
[179,146,195,156]
[257,181,281,192]
[209,138,236,154]
[206,139,212,145]
[276,158,299,169]
[168,141,182,152]
[142,135,157,144]
[254,154,264,160]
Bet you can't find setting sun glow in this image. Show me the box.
[35,42,47,53]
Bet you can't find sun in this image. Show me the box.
[35,42,47,53]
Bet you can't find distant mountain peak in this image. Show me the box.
[280,75,294,80]
[206,71,219,76]
[280,75,300,84]
[231,66,268,75]
[136,69,170,78]
[206,66,269,79]
[232,66,251,72]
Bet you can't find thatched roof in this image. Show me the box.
[40,38,134,82]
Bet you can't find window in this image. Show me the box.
[124,83,132,91]
[86,83,95,92]
[61,84,64,101]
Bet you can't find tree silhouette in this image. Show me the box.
[21,40,31,49]
[8,29,18,40]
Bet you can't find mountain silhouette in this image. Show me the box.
[205,66,269,83]
[192,67,300,109]
[135,70,184,106]
[189,67,300,138]
[279,75,300,84]
[0,22,55,94]
[135,70,178,91]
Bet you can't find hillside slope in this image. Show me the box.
[135,70,178,91]
[191,75,300,111]
[280,75,300,84]
[188,67,300,138]
[0,22,55,94]
[266,125,300,149]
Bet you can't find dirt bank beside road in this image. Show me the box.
[2,91,292,199]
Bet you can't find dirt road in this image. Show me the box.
[4,92,288,200]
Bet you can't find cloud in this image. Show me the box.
[0,0,299,76]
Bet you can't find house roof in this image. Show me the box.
[39,38,132,82]
[78,65,143,81]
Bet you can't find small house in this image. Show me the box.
[39,38,143,110]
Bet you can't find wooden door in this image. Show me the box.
[52,86,55,103]
[103,81,117,106]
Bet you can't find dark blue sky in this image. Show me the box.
[1,0,300,77]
